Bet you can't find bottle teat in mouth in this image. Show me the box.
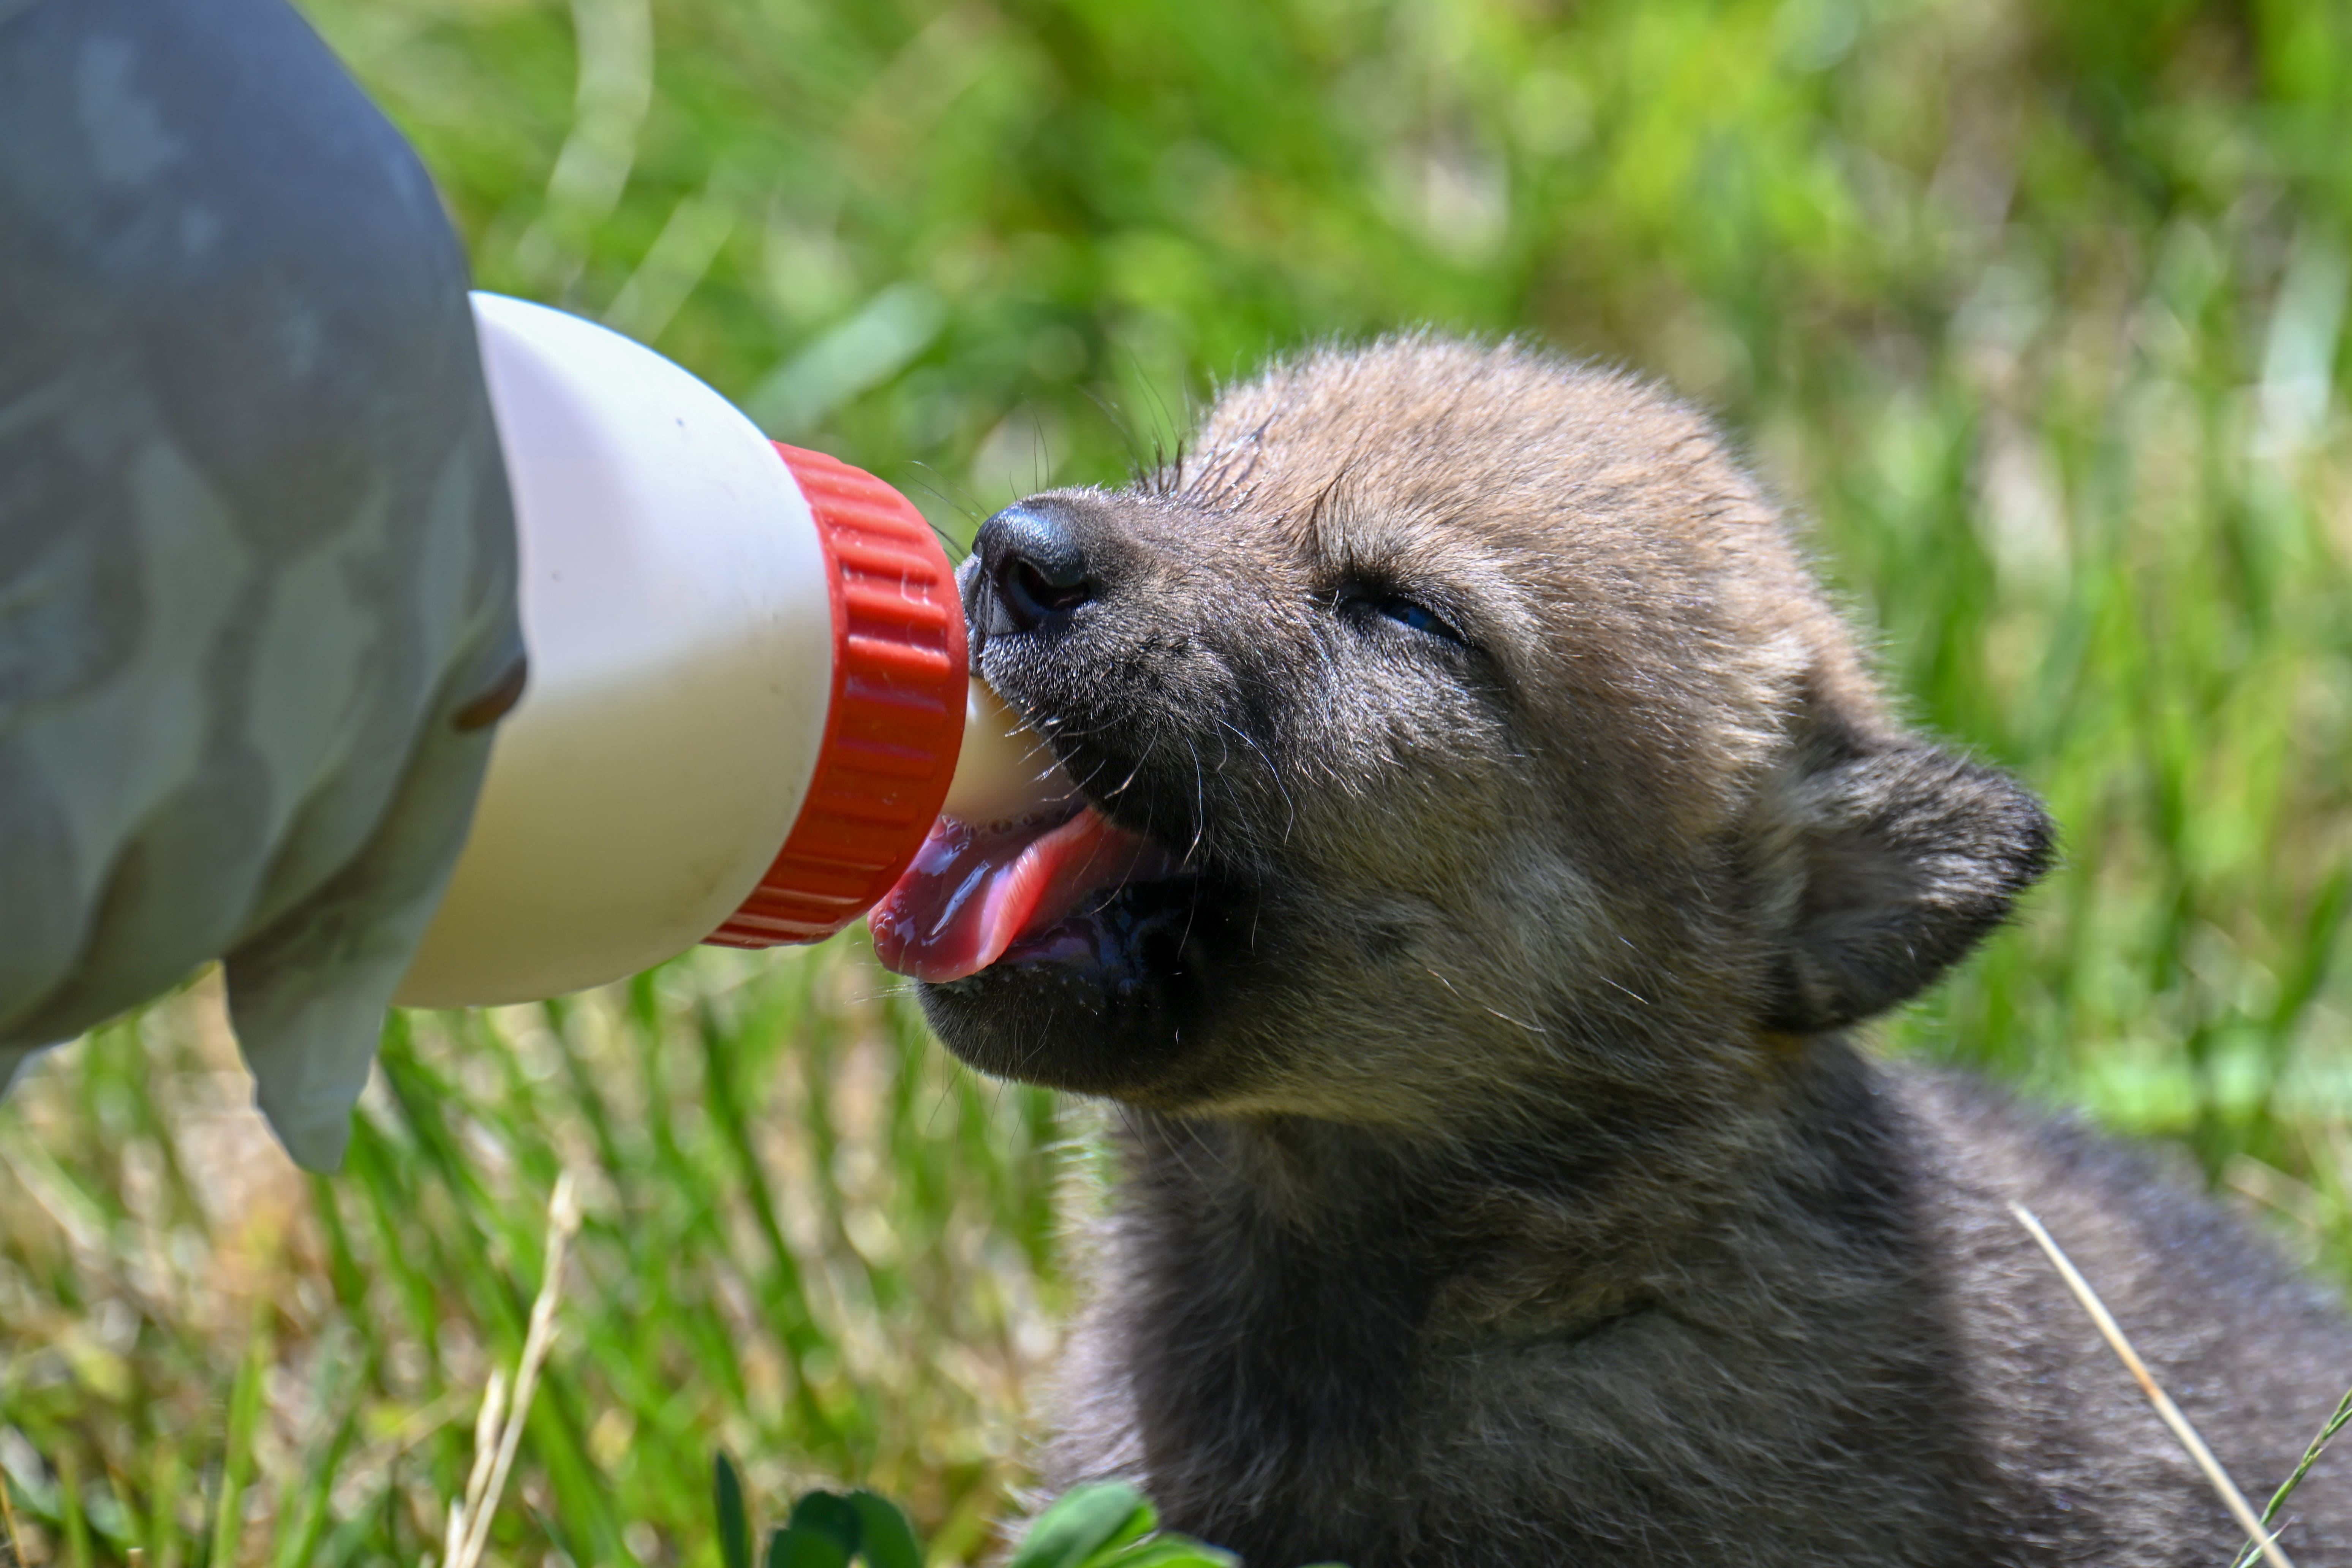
[939,678,1078,827]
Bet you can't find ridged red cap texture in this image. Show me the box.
[705,445,966,948]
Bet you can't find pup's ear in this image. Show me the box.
[1762,742,2053,1032]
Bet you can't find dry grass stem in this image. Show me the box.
[2009,1203,2294,1568]
[0,1465,21,1567]
[444,1369,507,1564]
[449,1172,583,1568]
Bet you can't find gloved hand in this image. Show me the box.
[0,0,524,1170]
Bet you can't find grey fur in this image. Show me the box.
[919,338,2352,1565]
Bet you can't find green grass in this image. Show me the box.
[4,0,2352,1561]
[0,945,1069,1566]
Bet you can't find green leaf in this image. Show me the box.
[789,1490,864,1556]
[1093,1538,1242,1568]
[1005,1484,1157,1568]
[765,1524,853,1568]
[765,1490,860,1568]
[847,1489,926,1568]
[714,1453,752,1568]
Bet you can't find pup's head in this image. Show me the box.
[887,338,2050,1130]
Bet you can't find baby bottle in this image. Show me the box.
[396,294,1039,1007]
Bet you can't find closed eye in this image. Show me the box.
[1375,594,1461,642]
[1338,586,1468,647]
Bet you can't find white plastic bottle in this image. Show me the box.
[394,294,972,1007]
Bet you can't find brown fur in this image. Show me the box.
[916,337,2352,1565]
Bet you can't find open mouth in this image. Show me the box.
[869,793,1190,985]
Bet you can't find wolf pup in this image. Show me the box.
[876,338,2352,1566]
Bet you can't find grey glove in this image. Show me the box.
[0,0,523,1169]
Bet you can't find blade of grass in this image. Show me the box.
[270,1381,365,1568]
[2230,1385,2352,1568]
[56,1456,91,1568]
[205,1293,272,1568]
[693,993,851,1459]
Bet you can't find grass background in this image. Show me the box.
[4,0,2352,1561]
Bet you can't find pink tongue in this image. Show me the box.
[870,807,1178,982]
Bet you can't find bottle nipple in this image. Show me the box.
[940,679,1078,826]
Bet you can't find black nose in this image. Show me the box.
[978,504,1097,633]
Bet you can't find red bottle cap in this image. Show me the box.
[705,445,966,948]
